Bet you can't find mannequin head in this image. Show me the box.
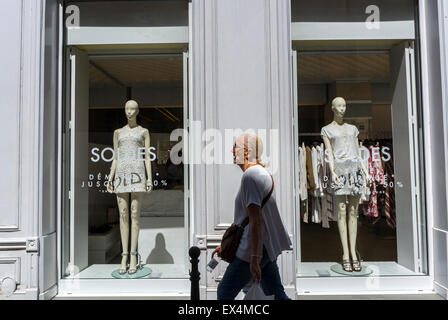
[125,100,139,121]
[331,97,346,119]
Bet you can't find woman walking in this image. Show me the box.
[213,133,292,300]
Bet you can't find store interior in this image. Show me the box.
[63,51,188,279]
[294,40,426,277]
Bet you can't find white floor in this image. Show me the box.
[297,261,424,277]
[73,263,188,279]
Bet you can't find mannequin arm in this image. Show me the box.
[356,137,371,184]
[144,129,153,192]
[107,129,119,193]
[322,135,339,183]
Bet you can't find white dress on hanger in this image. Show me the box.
[298,147,308,201]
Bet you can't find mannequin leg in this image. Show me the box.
[347,195,361,261]
[334,195,350,261]
[129,192,143,272]
[116,193,130,273]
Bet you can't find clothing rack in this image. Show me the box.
[297,140,396,230]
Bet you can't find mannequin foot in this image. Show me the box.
[351,251,362,272]
[128,252,138,274]
[352,259,362,272]
[341,259,352,272]
[119,252,129,274]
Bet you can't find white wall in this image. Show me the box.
[70,0,188,27]
[0,0,43,299]
[190,0,296,299]
[39,0,60,299]
[420,0,448,299]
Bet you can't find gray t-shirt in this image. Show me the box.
[234,165,292,263]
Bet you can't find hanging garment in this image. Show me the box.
[298,146,309,224]
[298,147,308,201]
[322,147,336,223]
[319,144,330,228]
[384,153,396,228]
[305,146,316,190]
[311,197,321,224]
[301,200,309,224]
[310,147,319,223]
[359,142,371,202]
[311,146,325,224]
[363,143,385,218]
[321,123,366,195]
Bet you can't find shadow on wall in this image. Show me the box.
[146,233,174,264]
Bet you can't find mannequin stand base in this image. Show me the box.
[330,263,373,276]
[111,267,152,279]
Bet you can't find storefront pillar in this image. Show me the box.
[0,0,49,300]
[189,0,296,299]
[419,0,448,299]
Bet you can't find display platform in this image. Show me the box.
[330,263,372,276]
[297,261,424,278]
[111,266,152,279]
[74,263,187,279]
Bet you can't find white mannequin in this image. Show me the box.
[107,100,152,274]
[321,97,370,272]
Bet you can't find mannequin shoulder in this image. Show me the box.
[141,127,150,136]
[321,123,333,137]
[345,123,359,134]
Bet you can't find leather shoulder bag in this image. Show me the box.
[219,175,274,263]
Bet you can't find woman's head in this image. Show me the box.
[233,133,266,168]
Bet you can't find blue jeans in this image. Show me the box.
[217,247,291,300]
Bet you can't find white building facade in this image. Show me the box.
[0,0,447,300]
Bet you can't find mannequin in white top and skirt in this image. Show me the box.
[321,97,371,272]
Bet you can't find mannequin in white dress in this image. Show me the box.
[321,97,370,272]
[107,100,153,274]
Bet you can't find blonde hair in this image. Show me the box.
[239,133,267,167]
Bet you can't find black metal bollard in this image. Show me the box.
[189,246,201,300]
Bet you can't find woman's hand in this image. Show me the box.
[250,256,261,283]
[212,245,221,258]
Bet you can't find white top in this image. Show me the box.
[298,147,308,201]
[234,165,292,263]
[321,122,361,162]
[114,125,147,193]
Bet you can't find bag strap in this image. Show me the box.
[241,175,274,228]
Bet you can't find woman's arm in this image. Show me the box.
[247,203,262,282]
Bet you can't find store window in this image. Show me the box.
[291,0,428,280]
[61,1,189,280]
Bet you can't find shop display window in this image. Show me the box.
[61,1,189,280]
[292,0,428,279]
